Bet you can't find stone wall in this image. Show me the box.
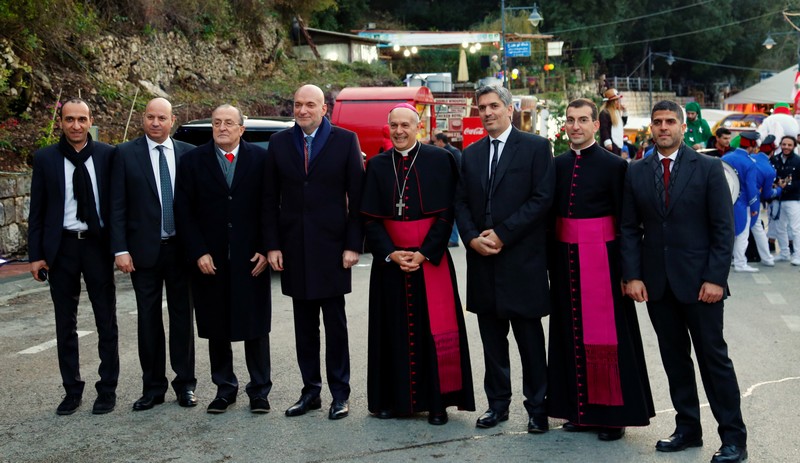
[0,172,30,257]
[81,23,282,92]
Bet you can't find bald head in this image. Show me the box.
[294,84,327,135]
[143,97,175,144]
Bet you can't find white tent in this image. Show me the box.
[724,65,797,105]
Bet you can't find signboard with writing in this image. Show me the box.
[462,117,486,149]
[505,41,531,58]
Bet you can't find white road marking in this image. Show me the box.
[18,331,93,354]
[752,274,771,285]
[655,376,800,414]
[781,315,800,332]
[764,292,787,305]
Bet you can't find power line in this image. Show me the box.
[543,0,718,35]
[570,7,784,51]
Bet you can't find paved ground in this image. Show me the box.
[0,245,798,462]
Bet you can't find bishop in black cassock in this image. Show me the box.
[361,116,474,425]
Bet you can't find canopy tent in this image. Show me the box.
[724,65,797,105]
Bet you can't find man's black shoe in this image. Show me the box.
[711,444,747,463]
[207,396,235,414]
[655,433,703,452]
[132,394,165,411]
[178,390,197,408]
[250,397,270,414]
[328,400,349,420]
[56,394,82,415]
[285,394,322,417]
[527,415,549,434]
[428,411,448,425]
[562,421,595,432]
[375,410,394,419]
[598,427,625,441]
[92,392,116,414]
[476,408,509,428]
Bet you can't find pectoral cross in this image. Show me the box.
[396,198,405,216]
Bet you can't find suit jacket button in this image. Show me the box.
[228,223,233,228]
[228,195,232,200]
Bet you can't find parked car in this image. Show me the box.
[710,112,767,136]
[173,116,294,149]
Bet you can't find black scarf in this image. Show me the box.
[59,133,101,235]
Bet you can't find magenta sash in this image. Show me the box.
[384,218,463,394]
[556,216,623,406]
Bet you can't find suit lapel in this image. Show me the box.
[666,147,697,215]
[135,138,159,199]
[644,154,665,216]
[491,129,518,192]
[230,142,251,192]
[474,137,490,193]
[201,142,229,190]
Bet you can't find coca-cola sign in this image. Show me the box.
[462,117,485,149]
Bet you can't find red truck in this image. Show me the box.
[331,86,437,161]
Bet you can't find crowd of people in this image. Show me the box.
[29,84,765,463]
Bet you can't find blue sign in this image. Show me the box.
[505,41,531,58]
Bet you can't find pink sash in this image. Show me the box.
[556,216,623,406]
[384,218,463,394]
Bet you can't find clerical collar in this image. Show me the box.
[571,140,596,155]
[395,142,420,158]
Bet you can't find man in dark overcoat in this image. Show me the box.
[264,84,364,420]
[174,104,271,414]
[454,85,555,433]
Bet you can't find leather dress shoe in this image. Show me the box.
[250,397,270,414]
[598,427,626,441]
[562,421,595,432]
[207,396,235,414]
[711,444,747,463]
[527,415,549,434]
[132,394,165,411]
[92,392,116,414]
[285,394,322,417]
[476,408,509,428]
[178,390,197,408]
[428,411,448,425]
[56,394,82,415]
[375,410,394,419]
[655,432,703,452]
[328,400,349,420]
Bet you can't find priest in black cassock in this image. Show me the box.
[360,104,475,426]
[547,99,654,440]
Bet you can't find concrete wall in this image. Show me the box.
[0,172,31,257]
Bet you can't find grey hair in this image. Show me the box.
[475,85,513,107]
[213,104,245,125]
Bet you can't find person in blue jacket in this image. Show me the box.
[750,135,783,267]
[722,131,761,272]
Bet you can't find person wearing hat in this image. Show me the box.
[757,102,799,145]
[683,102,711,150]
[360,103,475,426]
[722,131,761,272]
[749,133,783,267]
[758,134,777,157]
[599,88,628,156]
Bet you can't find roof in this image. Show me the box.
[335,87,435,103]
[724,65,798,105]
[305,28,386,45]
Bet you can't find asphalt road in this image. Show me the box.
[0,245,798,463]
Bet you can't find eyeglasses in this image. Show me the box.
[212,119,240,128]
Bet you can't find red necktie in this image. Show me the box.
[662,158,671,207]
[224,153,234,163]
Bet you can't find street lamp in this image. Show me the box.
[647,48,675,111]
[501,1,542,89]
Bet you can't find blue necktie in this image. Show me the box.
[156,145,175,234]
[305,135,313,172]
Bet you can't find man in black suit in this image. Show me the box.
[454,85,555,433]
[28,98,119,415]
[264,84,364,420]
[174,104,272,414]
[110,97,197,411]
[621,100,747,463]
